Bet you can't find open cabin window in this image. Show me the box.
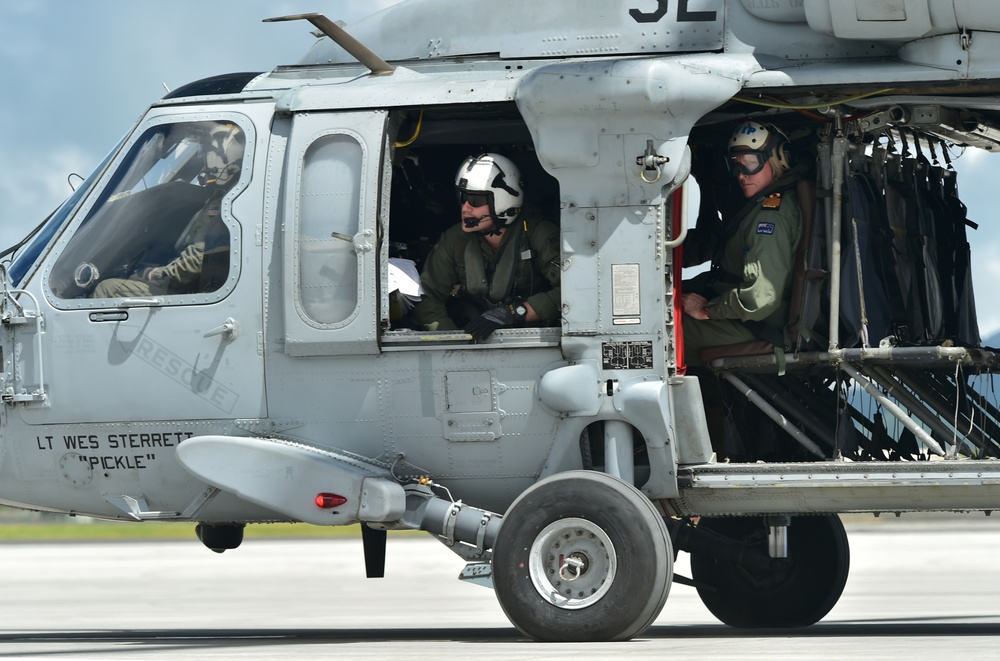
[47,116,251,305]
[381,104,563,348]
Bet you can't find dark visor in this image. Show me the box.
[458,190,491,207]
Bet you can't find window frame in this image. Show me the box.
[44,110,255,310]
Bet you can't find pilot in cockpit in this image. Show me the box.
[90,124,245,299]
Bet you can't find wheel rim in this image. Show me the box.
[527,517,617,610]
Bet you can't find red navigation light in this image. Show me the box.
[315,493,348,509]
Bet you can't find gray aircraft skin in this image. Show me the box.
[5,0,1000,641]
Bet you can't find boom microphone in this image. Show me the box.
[463,214,492,228]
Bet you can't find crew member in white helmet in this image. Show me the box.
[412,152,561,341]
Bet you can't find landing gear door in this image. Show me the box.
[282,110,387,357]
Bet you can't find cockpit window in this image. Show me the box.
[48,119,249,302]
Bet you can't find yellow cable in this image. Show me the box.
[734,88,895,111]
[394,110,425,148]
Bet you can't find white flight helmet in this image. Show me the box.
[203,123,245,188]
[455,153,524,225]
[728,121,791,176]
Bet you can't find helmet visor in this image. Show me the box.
[729,150,768,176]
[458,190,491,208]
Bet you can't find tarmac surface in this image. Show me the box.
[2,515,1000,659]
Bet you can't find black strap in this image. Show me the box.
[463,224,525,303]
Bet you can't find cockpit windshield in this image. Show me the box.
[48,119,248,301]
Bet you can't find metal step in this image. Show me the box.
[674,460,1000,516]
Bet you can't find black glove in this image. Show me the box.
[464,302,527,342]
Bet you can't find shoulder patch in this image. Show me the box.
[756,222,776,235]
[761,192,782,210]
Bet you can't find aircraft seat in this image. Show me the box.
[697,177,817,366]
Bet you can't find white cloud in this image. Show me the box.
[972,241,1000,340]
[0,143,95,250]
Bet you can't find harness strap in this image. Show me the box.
[464,226,524,302]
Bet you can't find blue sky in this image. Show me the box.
[2,0,1000,340]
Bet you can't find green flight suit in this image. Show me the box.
[412,214,561,330]
[91,195,229,299]
[683,180,802,366]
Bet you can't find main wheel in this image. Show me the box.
[689,514,850,628]
[492,471,672,641]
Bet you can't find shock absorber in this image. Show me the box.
[399,481,504,555]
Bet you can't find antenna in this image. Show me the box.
[264,13,395,77]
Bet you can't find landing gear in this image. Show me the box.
[689,514,850,627]
[492,471,672,641]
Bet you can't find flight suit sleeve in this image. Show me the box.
[149,203,217,290]
[705,201,798,322]
[154,241,205,288]
[412,228,462,330]
[523,220,561,323]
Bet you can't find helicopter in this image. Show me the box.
[5,0,1000,642]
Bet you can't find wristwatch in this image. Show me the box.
[514,304,528,318]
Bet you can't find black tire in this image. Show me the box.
[689,514,850,628]
[492,471,672,641]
